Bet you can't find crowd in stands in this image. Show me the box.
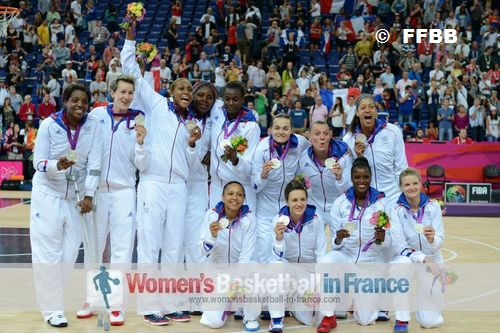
[1,0,500,176]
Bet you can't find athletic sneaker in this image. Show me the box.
[47,312,68,328]
[109,311,124,326]
[76,303,95,319]
[191,311,203,316]
[269,317,284,332]
[143,313,170,326]
[260,310,271,320]
[234,309,244,320]
[165,311,191,322]
[317,315,337,333]
[377,311,390,321]
[334,311,347,319]
[244,319,260,331]
[394,320,409,333]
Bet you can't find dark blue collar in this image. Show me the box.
[51,109,87,130]
[278,204,317,232]
[224,106,257,123]
[397,192,430,210]
[270,133,299,149]
[308,138,348,160]
[355,118,387,144]
[214,201,250,228]
[345,186,385,205]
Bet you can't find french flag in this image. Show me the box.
[321,0,347,14]
[321,31,333,55]
[344,16,376,41]
[144,69,161,92]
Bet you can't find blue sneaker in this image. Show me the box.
[165,311,191,322]
[143,313,170,326]
[244,319,260,332]
[269,317,284,332]
[394,320,409,333]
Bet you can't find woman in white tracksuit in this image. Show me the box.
[30,84,101,327]
[121,35,202,323]
[298,121,352,236]
[77,76,147,325]
[390,168,445,332]
[268,179,326,331]
[343,94,408,206]
[184,82,218,264]
[209,81,260,212]
[198,181,260,331]
[317,157,390,332]
[251,114,309,263]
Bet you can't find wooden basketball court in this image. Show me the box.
[1,190,499,332]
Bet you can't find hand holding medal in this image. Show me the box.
[275,215,290,241]
[355,133,367,156]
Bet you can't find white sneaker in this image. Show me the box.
[244,319,260,332]
[335,311,348,319]
[109,311,125,326]
[47,312,68,327]
[76,303,95,319]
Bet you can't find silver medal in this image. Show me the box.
[67,149,77,162]
[277,215,290,226]
[135,114,145,126]
[325,157,337,169]
[271,158,282,169]
[219,218,229,229]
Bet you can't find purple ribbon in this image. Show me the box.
[269,137,291,161]
[408,206,425,227]
[222,109,243,139]
[63,112,81,150]
[285,213,305,234]
[348,194,369,222]
[431,270,447,295]
[362,238,376,252]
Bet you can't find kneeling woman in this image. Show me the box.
[269,179,326,332]
[390,168,445,332]
[317,157,389,332]
[198,181,260,331]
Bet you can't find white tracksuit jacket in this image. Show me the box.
[209,101,260,210]
[329,187,390,263]
[199,202,256,264]
[121,39,197,183]
[272,205,326,263]
[343,120,408,204]
[33,111,101,198]
[251,134,309,262]
[390,193,445,263]
[298,139,352,227]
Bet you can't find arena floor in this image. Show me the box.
[1,190,499,332]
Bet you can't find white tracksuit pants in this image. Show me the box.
[185,180,209,263]
[391,256,444,328]
[318,251,379,325]
[30,188,83,321]
[200,302,260,328]
[136,179,187,314]
[84,188,136,264]
[252,203,277,263]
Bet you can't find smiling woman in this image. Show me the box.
[343,94,408,204]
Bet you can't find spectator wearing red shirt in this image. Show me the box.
[452,128,473,144]
[227,21,237,52]
[309,18,322,52]
[37,92,56,120]
[18,95,36,127]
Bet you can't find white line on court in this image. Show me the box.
[442,248,458,262]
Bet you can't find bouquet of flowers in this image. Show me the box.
[294,174,312,190]
[135,42,158,63]
[120,2,146,32]
[220,135,248,162]
[369,210,390,245]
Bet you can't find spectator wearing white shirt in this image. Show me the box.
[200,7,216,24]
[0,80,9,107]
[469,97,485,142]
[214,61,226,96]
[64,19,76,48]
[428,62,445,84]
[380,66,395,89]
[105,58,122,93]
[396,71,413,97]
[296,69,310,97]
[249,60,266,91]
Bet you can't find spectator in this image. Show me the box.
[104,3,119,32]
[329,97,345,137]
[398,85,420,123]
[452,128,473,144]
[8,86,22,115]
[486,106,499,142]
[411,128,430,143]
[203,36,219,62]
[61,61,78,91]
[19,95,36,127]
[453,104,469,135]
[309,96,328,124]
[105,58,122,93]
[171,1,182,25]
[296,69,311,97]
[49,18,64,45]
[37,19,50,47]
[102,38,119,67]
[214,61,226,96]
[90,20,110,54]
[6,122,24,159]
[54,39,71,70]
[188,63,202,83]
[469,97,486,142]
[196,52,213,81]
[89,69,107,102]
[380,66,395,89]
[1,97,15,130]
[236,18,249,66]
[86,0,97,33]
[289,100,307,134]
[64,18,76,48]
[46,4,61,25]
[47,72,61,100]
[0,80,9,107]
[271,95,289,118]
[249,60,266,92]
[37,91,56,120]
[437,99,454,141]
